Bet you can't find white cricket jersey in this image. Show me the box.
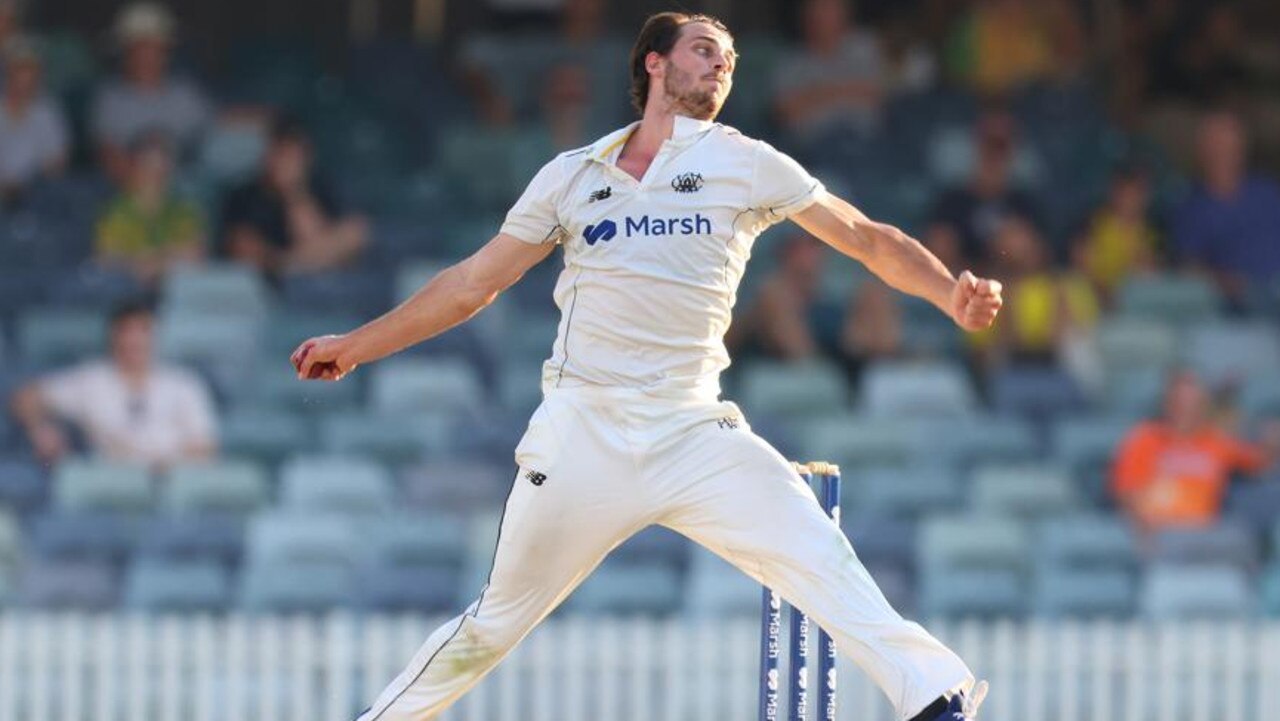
[500,114,826,396]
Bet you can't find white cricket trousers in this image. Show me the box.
[355,384,973,721]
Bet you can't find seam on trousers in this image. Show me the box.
[366,468,520,720]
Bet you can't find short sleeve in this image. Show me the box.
[500,156,568,245]
[750,141,826,222]
[39,365,91,422]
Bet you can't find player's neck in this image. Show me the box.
[622,111,677,162]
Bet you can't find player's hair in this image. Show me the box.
[629,11,731,116]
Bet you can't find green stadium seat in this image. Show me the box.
[970,463,1079,518]
[737,359,849,419]
[220,407,314,464]
[860,361,977,417]
[124,559,230,611]
[18,307,108,367]
[163,461,270,515]
[1141,564,1253,619]
[319,412,451,462]
[161,264,269,318]
[1117,274,1220,324]
[370,358,484,415]
[53,460,153,514]
[280,455,395,514]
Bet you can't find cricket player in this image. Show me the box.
[292,12,1001,721]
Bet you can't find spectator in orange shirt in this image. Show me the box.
[1112,370,1280,530]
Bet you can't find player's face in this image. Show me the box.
[659,22,736,120]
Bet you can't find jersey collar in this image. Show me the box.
[588,114,715,164]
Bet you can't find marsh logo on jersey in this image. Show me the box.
[585,214,713,245]
[671,172,704,193]
[583,220,618,246]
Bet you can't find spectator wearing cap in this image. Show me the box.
[90,2,212,182]
[221,116,368,277]
[1172,110,1280,303]
[95,131,205,284]
[0,35,68,205]
[9,299,218,470]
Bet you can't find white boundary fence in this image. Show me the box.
[0,614,1275,721]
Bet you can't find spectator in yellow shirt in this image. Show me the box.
[95,131,205,284]
[1077,165,1159,301]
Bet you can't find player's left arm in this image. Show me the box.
[791,192,1003,332]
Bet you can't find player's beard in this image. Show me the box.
[662,59,724,120]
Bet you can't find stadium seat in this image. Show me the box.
[1117,275,1221,324]
[135,515,245,564]
[123,559,230,611]
[990,366,1086,423]
[354,564,460,613]
[244,513,365,567]
[1241,376,1280,422]
[156,311,263,369]
[1225,481,1280,534]
[164,461,270,515]
[243,362,363,412]
[17,559,117,609]
[498,359,547,417]
[918,516,1029,574]
[280,455,395,514]
[17,307,108,366]
[1261,565,1280,616]
[0,457,48,512]
[927,415,1040,466]
[737,359,849,419]
[363,513,468,569]
[843,515,917,569]
[970,463,1079,518]
[403,459,514,513]
[239,560,355,612]
[1036,514,1137,570]
[567,561,684,616]
[280,270,392,318]
[1033,567,1135,618]
[919,567,1024,619]
[53,460,153,514]
[1101,366,1166,416]
[799,413,922,469]
[858,466,964,518]
[860,361,977,417]
[198,121,267,184]
[1184,322,1280,385]
[1095,317,1178,373]
[370,358,485,415]
[219,407,314,464]
[611,526,692,571]
[683,546,761,617]
[28,512,140,564]
[0,508,20,570]
[1050,415,1133,474]
[161,264,269,318]
[1152,522,1258,572]
[319,412,451,462]
[1141,564,1253,619]
[262,310,364,359]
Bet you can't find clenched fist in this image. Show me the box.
[291,334,359,381]
[949,270,1003,331]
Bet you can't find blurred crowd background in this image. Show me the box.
[0,0,1278,620]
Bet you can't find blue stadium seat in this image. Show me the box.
[402,459,513,514]
[1225,481,1280,534]
[498,359,547,417]
[245,513,365,567]
[242,362,363,412]
[683,546,761,617]
[1095,317,1178,373]
[1117,275,1220,324]
[47,268,142,308]
[1102,366,1166,417]
[262,310,365,359]
[280,455,395,515]
[354,564,460,613]
[858,466,964,519]
[220,407,314,464]
[1033,567,1135,618]
[799,413,922,469]
[18,559,117,609]
[319,412,450,462]
[0,457,48,512]
[919,567,1024,619]
[843,515,917,569]
[135,515,245,564]
[370,358,485,415]
[280,270,392,318]
[17,307,107,367]
[737,359,849,419]
[1141,564,1253,619]
[927,415,1040,466]
[0,508,20,571]
[611,526,692,571]
[1241,376,1280,422]
[239,560,355,612]
[29,512,140,564]
[155,311,262,376]
[161,264,269,318]
[970,463,1079,518]
[163,461,270,515]
[1036,514,1137,570]
[860,361,977,418]
[1050,415,1133,474]
[1152,523,1259,572]
[363,513,467,569]
[1261,565,1280,616]
[124,559,230,611]
[567,561,684,616]
[990,366,1086,423]
[53,460,153,514]
[1184,322,1280,386]
[198,121,267,185]
[918,516,1029,574]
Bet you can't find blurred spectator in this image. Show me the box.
[91,2,212,182]
[221,116,368,277]
[970,216,1099,371]
[9,299,218,469]
[94,131,205,285]
[1112,370,1280,531]
[537,62,597,151]
[772,0,886,141]
[1172,110,1280,302]
[926,110,1041,273]
[0,36,69,206]
[0,0,21,76]
[839,278,903,382]
[727,234,824,361]
[1076,164,1160,300]
[943,0,1053,94]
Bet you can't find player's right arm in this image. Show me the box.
[293,154,568,381]
[292,233,555,381]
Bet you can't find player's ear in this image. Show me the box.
[645,50,664,77]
